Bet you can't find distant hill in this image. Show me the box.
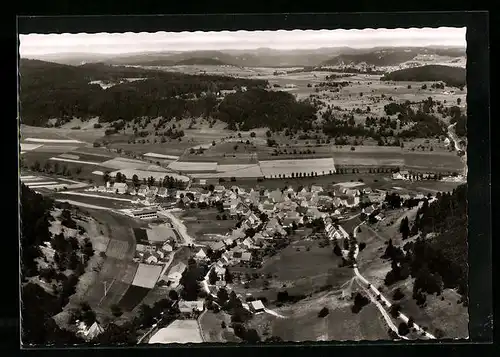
[381,65,466,88]
[321,47,466,67]
[18,59,268,127]
[174,57,229,66]
[22,46,466,69]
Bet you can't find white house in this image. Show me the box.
[194,248,208,261]
[112,182,128,194]
[178,300,204,314]
[249,300,265,313]
[145,253,159,264]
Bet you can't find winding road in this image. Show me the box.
[350,221,436,340]
[447,123,467,177]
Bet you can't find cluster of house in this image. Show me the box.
[88,181,177,201]
[174,183,388,278]
[134,239,175,265]
[391,170,458,181]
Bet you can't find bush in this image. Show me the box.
[398,322,410,336]
[389,304,401,318]
[392,288,405,300]
[318,307,329,318]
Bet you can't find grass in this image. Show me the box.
[180,208,237,241]
[199,311,240,343]
[118,285,152,312]
[109,141,195,156]
[355,214,469,340]
[257,239,353,297]
[247,289,388,341]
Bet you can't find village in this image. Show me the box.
[66,170,451,343]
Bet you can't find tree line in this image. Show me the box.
[20,185,93,345]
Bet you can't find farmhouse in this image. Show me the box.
[131,207,159,220]
[166,262,187,287]
[209,241,226,252]
[249,300,265,313]
[109,182,128,194]
[77,321,104,341]
[137,185,149,196]
[282,211,302,226]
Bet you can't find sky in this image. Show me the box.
[19,27,466,56]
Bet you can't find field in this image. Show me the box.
[257,239,353,297]
[75,210,145,317]
[52,192,139,210]
[108,141,195,157]
[259,158,336,178]
[149,319,203,344]
[219,172,462,194]
[21,123,106,144]
[168,161,218,172]
[119,285,152,312]
[133,228,149,242]
[146,224,177,243]
[132,263,163,289]
[180,208,237,242]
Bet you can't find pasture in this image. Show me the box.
[258,240,353,297]
[247,290,388,341]
[389,281,469,340]
[180,208,236,241]
[199,311,240,343]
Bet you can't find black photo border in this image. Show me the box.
[11,11,492,357]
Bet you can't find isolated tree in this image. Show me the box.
[110,304,123,317]
[217,288,229,305]
[169,289,179,300]
[318,307,329,318]
[250,132,256,138]
[389,303,401,318]
[399,216,410,240]
[224,268,233,283]
[393,288,405,300]
[398,322,410,336]
[209,269,218,285]
[132,174,139,187]
[103,171,111,184]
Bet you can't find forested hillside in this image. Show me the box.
[20,184,98,345]
[174,57,229,66]
[19,59,268,127]
[383,184,468,304]
[381,65,466,88]
[214,88,317,131]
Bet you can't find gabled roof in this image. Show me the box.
[249,300,265,310]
